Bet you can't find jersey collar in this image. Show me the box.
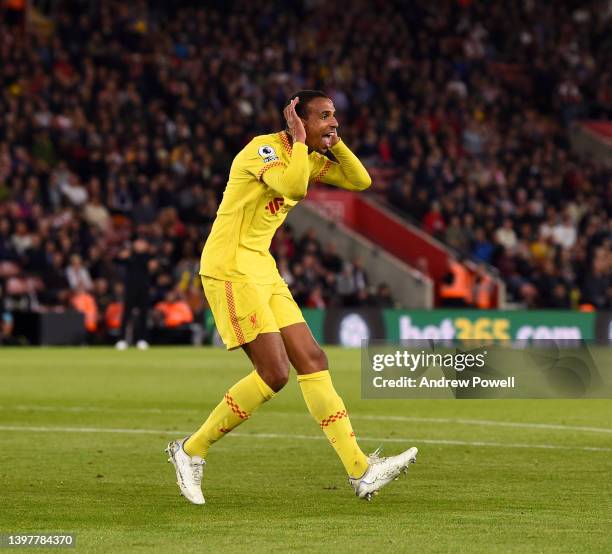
[278,131,293,156]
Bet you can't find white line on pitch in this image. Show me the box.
[0,424,610,452]
[350,414,612,435]
[3,404,612,435]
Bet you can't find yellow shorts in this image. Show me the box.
[201,276,305,350]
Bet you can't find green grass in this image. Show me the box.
[1,347,611,553]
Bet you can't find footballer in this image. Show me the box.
[166,90,418,504]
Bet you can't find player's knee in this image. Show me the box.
[306,346,328,373]
[259,359,290,392]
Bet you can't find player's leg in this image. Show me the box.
[182,279,284,459]
[183,332,287,458]
[279,322,368,479]
[168,279,284,504]
[272,283,418,499]
[269,281,368,478]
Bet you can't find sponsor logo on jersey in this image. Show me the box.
[258,145,279,163]
[265,197,284,215]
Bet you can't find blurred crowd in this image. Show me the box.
[0,0,611,344]
[375,0,612,309]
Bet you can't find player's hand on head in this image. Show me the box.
[284,97,306,144]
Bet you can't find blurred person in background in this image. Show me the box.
[115,238,152,350]
[65,254,93,291]
[152,287,194,344]
[71,284,98,341]
[103,282,125,344]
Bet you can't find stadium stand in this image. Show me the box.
[0,0,610,343]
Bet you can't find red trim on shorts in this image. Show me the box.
[224,281,246,345]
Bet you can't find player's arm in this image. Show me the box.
[313,139,372,191]
[259,98,310,201]
[261,143,310,201]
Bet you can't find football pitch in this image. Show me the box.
[1,347,611,553]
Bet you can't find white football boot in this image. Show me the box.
[349,446,418,501]
[115,340,128,350]
[165,438,206,505]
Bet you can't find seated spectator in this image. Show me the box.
[552,212,577,250]
[495,219,518,253]
[471,228,495,264]
[336,262,357,306]
[11,221,33,256]
[374,283,395,308]
[445,215,469,254]
[22,234,47,274]
[71,286,98,338]
[320,242,343,274]
[60,173,88,207]
[65,254,93,291]
[104,300,124,344]
[103,282,125,342]
[306,285,326,309]
[152,288,194,344]
[581,254,611,309]
[352,257,369,293]
[83,193,111,231]
[422,201,445,238]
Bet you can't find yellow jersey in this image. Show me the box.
[200,131,371,284]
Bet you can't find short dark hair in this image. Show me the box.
[286,90,329,118]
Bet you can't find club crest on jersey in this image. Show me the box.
[258,145,279,163]
[265,197,284,215]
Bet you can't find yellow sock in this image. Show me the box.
[184,370,275,458]
[298,370,368,478]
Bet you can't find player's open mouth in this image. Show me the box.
[321,132,336,149]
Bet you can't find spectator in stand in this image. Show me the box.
[104,282,125,343]
[65,254,93,291]
[306,285,326,309]
[152,288,194,344]
[336,262,357,307]
[83,192,111,232]
[71,284,98,339]
[581,250,611,309]
[40,252,70,308]
[375,283,395,308]
[445,215,470,254]
[495,219,518,253]
[320,242,343,274]
[352,257,369,294]
[472,227,495,264]
[422,201,446,238]
[552,211,577,250]
[11,221,32,256]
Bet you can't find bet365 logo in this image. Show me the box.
[265,197,284,215]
